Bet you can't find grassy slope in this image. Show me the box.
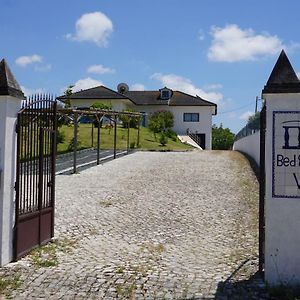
[57,124,193,153]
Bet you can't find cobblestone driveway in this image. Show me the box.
[1,151,267,299]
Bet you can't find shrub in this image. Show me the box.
[67,137,82,151]
[165,129,177,141]
[119,109,140,128]
[56,130,65,145]
[130,142,136,149]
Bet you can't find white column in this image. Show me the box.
[0,95,22,266]
[264,93,300,285]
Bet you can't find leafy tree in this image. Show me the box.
[91,102,113,128]
[64,85,74,108]
[148,110,174,140]
[212,124,235,150]
[247,112,260,130]
[90,102,112,110]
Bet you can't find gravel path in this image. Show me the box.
[1,151,268,299]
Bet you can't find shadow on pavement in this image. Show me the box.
[215,257,269,300]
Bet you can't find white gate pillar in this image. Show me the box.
[0,59,24,266]
[262,50,300,285]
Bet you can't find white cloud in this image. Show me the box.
[72,77,103,92]
[87,64,115,74]
[66,12,113,47]
[15,55,42,67]
[34,64,52,72]
[203,83,223,90]
[208,24,284,62]
[131,83,146,91]
[239,111,254,121]
[198,29,205,41]
[21,85,45,96]
[151,73,223,103]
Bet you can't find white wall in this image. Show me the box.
[264,93,300,286]
[0,95,22,266]
[127,105,214,149]
[233,131,260,165]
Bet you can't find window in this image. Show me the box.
[161,90,170,99]
[159,87,172,100]
[183,113,199,122]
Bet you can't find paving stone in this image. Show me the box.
[0,151,268,299]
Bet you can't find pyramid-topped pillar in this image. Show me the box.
[0,59,24,266]
[262,50,300,285]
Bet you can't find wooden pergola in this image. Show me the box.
[58,107,144,173]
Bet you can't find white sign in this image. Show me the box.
[273,111,300,198]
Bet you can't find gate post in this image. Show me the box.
[262,50,300,286]
[0,59,24,266]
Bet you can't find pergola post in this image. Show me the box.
[73,113,78,173]
[113,116,117,159]
[91,122,94,148]
[137,118,141,147]
[97,115,101,165]
[127,118,130,153]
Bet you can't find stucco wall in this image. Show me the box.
[233,131,260,165]
[128,105,213,149]
[264,93,300,286]
[0,95,22,266]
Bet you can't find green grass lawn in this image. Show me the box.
[57,123,193,153]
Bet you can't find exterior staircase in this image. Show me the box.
[177,135,202,149]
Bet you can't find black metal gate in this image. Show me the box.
[14,96,57,259]
[259,104,266,274]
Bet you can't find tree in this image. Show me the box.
[212,124,235,150]
[148,111,174,145]
[148,111,174,136]
[119,108,141,128]
[90,102,112,110]
[64,85,74,108]
[247,112,260,130]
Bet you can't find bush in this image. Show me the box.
[159,133,168,146]
[67,137,82,151]
[165,129,177,141]
[56,130,65,145]
[130,142,136,149]
[119,109,140,128]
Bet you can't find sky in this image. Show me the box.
[1,0,300,133]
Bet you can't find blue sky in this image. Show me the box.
[1,0,300,133]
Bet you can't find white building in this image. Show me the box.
[58,85,217,149]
